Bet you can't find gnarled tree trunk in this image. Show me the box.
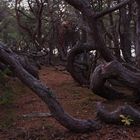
[0,44,99,132]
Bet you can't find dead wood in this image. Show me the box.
[0,43,99,132]
[22,112,52,119]
[97,102,140,125]
[90,60,140,100]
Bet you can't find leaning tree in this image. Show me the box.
[65,0,140,125]
[1,0,140,133]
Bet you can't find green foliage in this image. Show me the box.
[0,87,14,105]
[0,67,12,85]
[0,67,12,75]
[0,109,16,129]
[0,0,23,49]
[0,68,15,129]
[0,68,14,105]
[120,114,134,126]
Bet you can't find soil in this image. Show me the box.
[0,66,140,140]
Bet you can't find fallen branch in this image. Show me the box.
[22,112,52,119]
[0,43,99,132]
[97,102,140,125]
[90,60,140,100]
[90,63,125,100]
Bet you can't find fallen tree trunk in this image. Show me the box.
[90,62,125,100]
[97,102,140,125]
[90,60,140,125]
[90,60,140,99]
[0,44,99,132]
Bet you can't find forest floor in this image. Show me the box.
[0,66,140,140]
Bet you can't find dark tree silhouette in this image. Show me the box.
[1,0,140,133]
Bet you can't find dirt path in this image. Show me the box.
[0,66,139,140]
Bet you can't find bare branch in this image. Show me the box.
[0,43,100,132]
[94,0,131,19]
[97,102,140,124]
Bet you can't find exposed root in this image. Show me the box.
[97,102,140,125]
[22,112,52,119]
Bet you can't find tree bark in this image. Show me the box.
[65,0,115,62]
[0,43,99,132]
[97,102,140,125]
[136,0,140,67]
[90,60,140,102]
[119,2,132,63]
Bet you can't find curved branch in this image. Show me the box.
[64,0,92,15]
[97,102,140,124]
[90,63,125,100]
[94,0,131,19]
[90,60,140,96]
[0,43,99,132]
[64,0,115,61]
